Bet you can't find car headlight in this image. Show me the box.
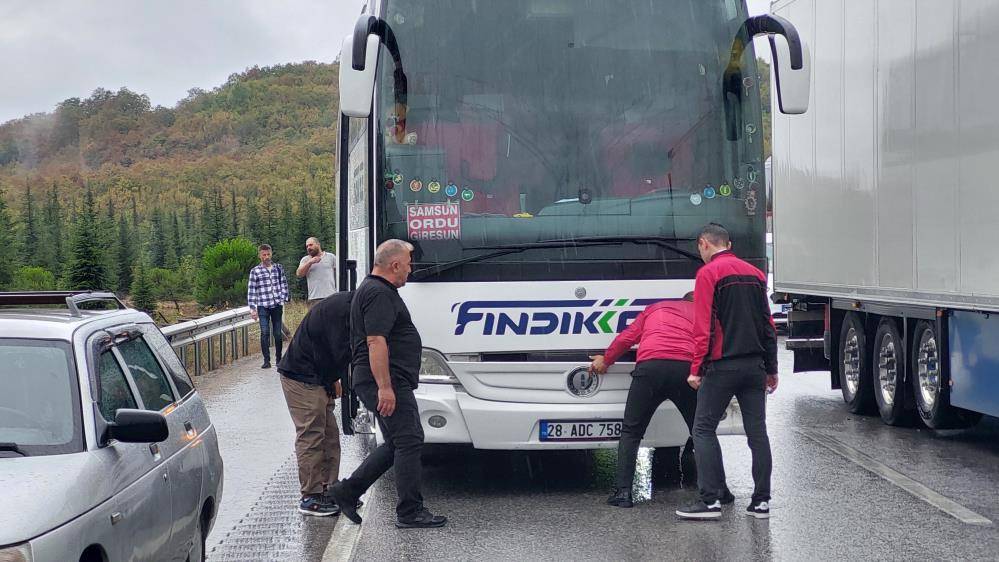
[419,349,459,384]
[0,543,33,562]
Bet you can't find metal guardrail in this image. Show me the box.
[162,306,256,376]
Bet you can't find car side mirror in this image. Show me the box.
[108,409,169,443]
[769,33,810,115]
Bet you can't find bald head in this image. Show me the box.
[372,239,415,287]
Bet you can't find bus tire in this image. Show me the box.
[872,318,913,426]
[911,321,982,430]
[838,312,875,414]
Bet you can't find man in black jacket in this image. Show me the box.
[277,291,353,516]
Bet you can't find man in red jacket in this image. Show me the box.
[676,223,778,521]
[590,292,733,508]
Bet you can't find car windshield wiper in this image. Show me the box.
[411,236,700,280]
[0,442,28,456]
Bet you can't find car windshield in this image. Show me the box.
[0,339,83,456]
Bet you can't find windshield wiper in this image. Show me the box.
[0,442,28,456]
[411,236,700,280]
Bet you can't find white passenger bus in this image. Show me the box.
[335,1,808,455]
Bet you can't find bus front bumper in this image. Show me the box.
[413,384,744,450]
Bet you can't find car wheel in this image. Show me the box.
[838,312,875,414]
[872,318,913,426]
[911,321,983,430]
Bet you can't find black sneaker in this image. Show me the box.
[746,500,770,519]
[261,361,271,369]
[606,487,634,508]
[396,508,448,529]
[328,483,362,524]
[676,500,722,520]
[298,494,338,517]
[720,489,735,505]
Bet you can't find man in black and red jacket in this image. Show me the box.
[676,223,778,521]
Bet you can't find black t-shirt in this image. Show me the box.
[350,275,422,389]
[277,291,353,389]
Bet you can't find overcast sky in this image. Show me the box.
[1,0,772,125]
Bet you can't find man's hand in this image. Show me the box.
[377,386,396,417]
[766,374,779,394]
[334,380,342,398]
[250,309,258,321]
[310,255,323,265]
[687,374,702,390]
[588,355,607,375]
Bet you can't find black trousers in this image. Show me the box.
[692,358,772,504]
[258,305,283,362]
[615,359,698,489]
[339,380,425,519]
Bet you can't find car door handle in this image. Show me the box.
[149,443,161,461]
[184,421,197,438]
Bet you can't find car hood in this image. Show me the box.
[0,453,115,545]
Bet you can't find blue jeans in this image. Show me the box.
[258,305,283,363]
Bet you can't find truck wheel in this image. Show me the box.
[911,321,983,430]
[873,318,913,426]
[838,312,874,413]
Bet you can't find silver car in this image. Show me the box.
[0,292,223,562]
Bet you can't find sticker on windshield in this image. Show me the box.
[393,170,404,184]
[745,189,758,216]
[445,182,459,198]
[407,202,461,241]
[690,193,703,206]
[410,178,423,192]
[461,188,475,202]
[719,183,732,197]
[703,185,717,199]
[428,180,441,194]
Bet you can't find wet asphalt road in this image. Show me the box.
[197,342,999,561]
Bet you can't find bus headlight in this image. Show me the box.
[420,349,459,384]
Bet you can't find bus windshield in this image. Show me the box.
[375,0,765,281]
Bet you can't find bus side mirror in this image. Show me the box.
[770,34,810,115]
[339,32,380,118]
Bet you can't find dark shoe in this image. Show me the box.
[322,487,363,511]
[328,483,362,524]
[675,500,722,520]
[298,494,339,517]
[720,489,735,505]
[261,361,271,369]
[606,487,634,508]
[396,508,447,529]
[746,500,770,519]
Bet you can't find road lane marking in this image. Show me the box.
[322,484,377,562]
[798,429,993,526]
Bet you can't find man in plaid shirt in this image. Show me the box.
[248,243,290,369]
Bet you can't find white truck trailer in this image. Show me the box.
[771,0,999,428]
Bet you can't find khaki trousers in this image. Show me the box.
[280,375,342,496]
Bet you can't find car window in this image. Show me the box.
[0,339,83,454]
[98,350,137,421]
[138,324,194,398]
[117,337,175,412]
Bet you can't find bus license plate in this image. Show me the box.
[540,420,623,442]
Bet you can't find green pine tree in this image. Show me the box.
[116,212,135,293]
[148,207,166,268]
[130,260,157,313]
[0,190,19,289]
[19,183,41,266]
[65,187,111,291]
[43,183,65,280]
